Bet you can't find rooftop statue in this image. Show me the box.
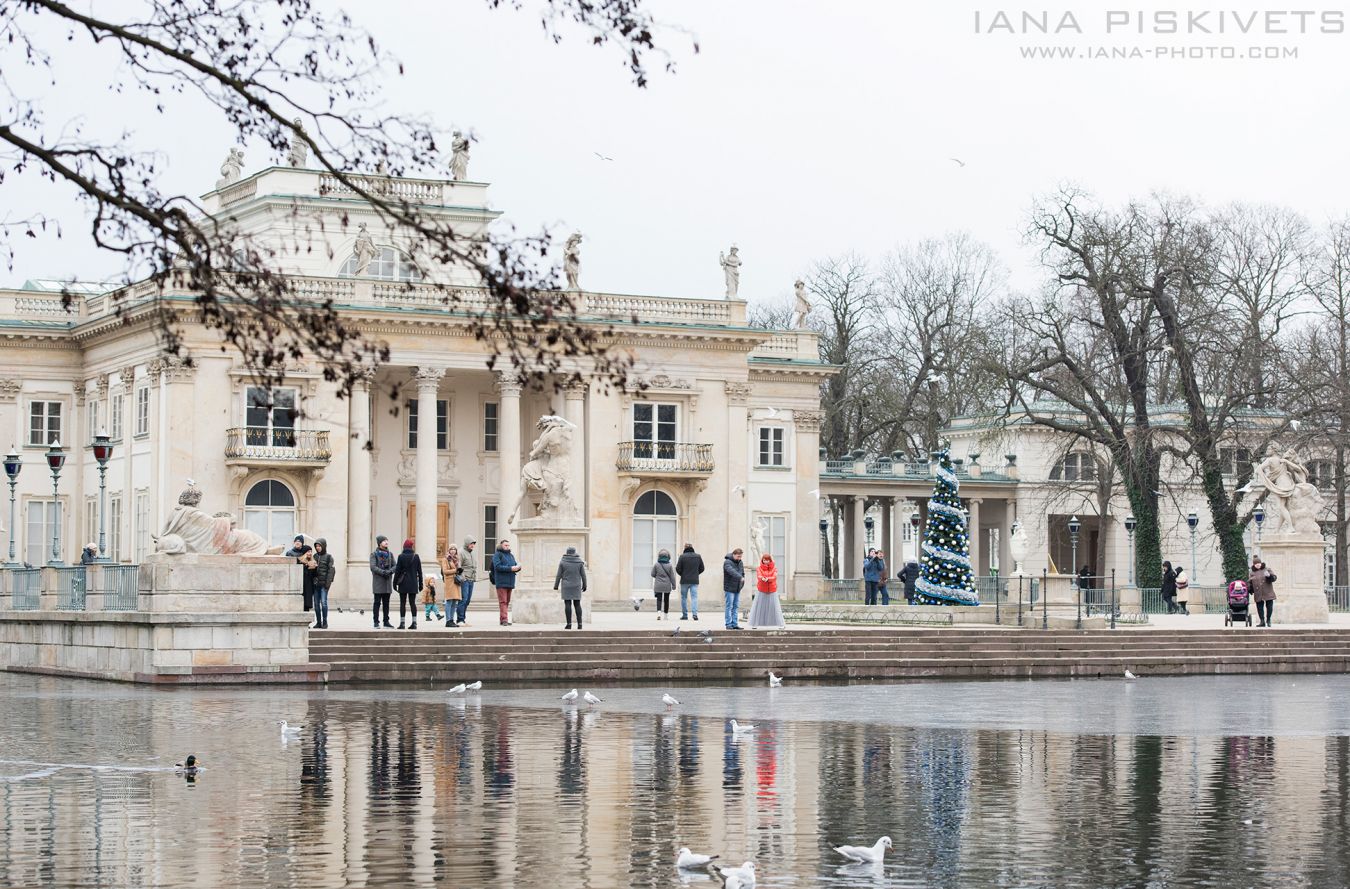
[450,131,470,181]
[216,148,244,189]
[287,118,308,168]
[719,245,742,300]
[563,232,583,290]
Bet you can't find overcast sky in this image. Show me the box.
[8,1,1350,303]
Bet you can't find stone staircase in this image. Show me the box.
[308,628,1350,684]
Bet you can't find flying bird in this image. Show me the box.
[949,157,966,167]
[594,151,614,161]
[676,847,719,869]
[662,693,681,708]
[561,688,579,703]
[583,691,604,706]
[731,484,746,496]
[833,836,893,863]
[768,672,783,687]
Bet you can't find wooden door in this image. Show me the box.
[406,502,452,558]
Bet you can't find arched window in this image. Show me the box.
[632,490,677,591]
[1050,452,1097,482]
[338,246,422,282]
[243,479,297,548]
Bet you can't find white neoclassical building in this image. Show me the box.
[0,164,832,603]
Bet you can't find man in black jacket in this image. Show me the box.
[674,543,705,621]
[899,559,921,605]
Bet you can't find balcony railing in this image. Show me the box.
[616,441,715,475]
[225,427,331,463]
[5,568,40,610]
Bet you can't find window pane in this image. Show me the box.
[437,399,448,450]
[483,402,498,451]
[634,491,656,515]
[407,400,418,449]
[484,505,498,570]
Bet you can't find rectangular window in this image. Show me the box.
[757,427,785,467]
[245,386,297,447]
[1219,447,1252,477]
[109,393,124,441]
[632,402,677,459]
[134,490,150,561]
[29,401,62,447]
[755,514,788,568]
[483,504,498,571]
[87,399,99,439]
[134,386,150,437]
[25,500,61,565]
[407,399,449,450]
[85,498,97,553]
[108,494,123,562]
[483,402,499,452]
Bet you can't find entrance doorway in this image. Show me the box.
[407,502,451,559]
[632,490,677,592]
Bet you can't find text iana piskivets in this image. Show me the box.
[973,10,1346,34]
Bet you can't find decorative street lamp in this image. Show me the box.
[3,447,20,567]
[864,513,875,561]
[45,440,66,565]
[1068,515,1082,628]
[818,517,829,577]
[910,510,922,562]
[1124,514,1137,586]
[1187,511,1199,587]
[91,433,114,563]
[1253,505,1265,548]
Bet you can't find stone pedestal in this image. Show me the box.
[1257,535,1330,624]
[509,525,590,625]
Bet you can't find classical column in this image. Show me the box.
[496,370,523,535]
[347,371,374,564]
[852,496,866,577]
[880,496,892,566]
[413,366,444,559]
[888,497,900,566]
[562,379,587,520]
[724,382,751,551]
[969,498,982,577]
[791,409,824,597]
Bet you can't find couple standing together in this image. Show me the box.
[720,547,785,630]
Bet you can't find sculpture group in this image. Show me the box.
[511,415,581,527]
[1252,451,1325,537]
[154,482,279,556]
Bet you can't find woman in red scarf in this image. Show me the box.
[748,554,786,629]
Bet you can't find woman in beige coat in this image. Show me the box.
[441,545,464,628]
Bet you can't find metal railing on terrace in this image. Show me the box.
[616,442,715,474]
[53,566,86,611]
[1328,586,1350,613]
[822,457,1015,482]
[225,427,332,462]
[101,565,140,611]
[5,568,40,610]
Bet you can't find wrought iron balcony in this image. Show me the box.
[616,441,715,476]
[225,427,331,467]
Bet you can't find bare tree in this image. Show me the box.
[1,0,692,396]
[811,254,881,459]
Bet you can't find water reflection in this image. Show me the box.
[2,675,1350,887]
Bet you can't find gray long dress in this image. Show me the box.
[748,586,785,628]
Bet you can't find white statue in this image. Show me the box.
[719,246,742,300]
[1253,451,1323,536]
[563,233,583,290]
[511,415,581,526]
[352,223,378,277]
[450,131,470,181]
[750,518,768,563]
[154,482,279,555]
[791,279,812,328]
[1008,520,1029,576]
[287,118,308,167]
[216,148,244,189]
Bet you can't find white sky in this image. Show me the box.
[7,1,1350,300]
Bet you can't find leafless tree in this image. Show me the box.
[1,0,693,399]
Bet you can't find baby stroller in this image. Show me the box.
[1224,580,1252,627]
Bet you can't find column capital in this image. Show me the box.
[495,369,524,397]
[563,378,588,400]
[0,379,20,402]
[795,409,823,432]
[353,367,378,389]
[413,365,445,393]
[724,381,752,405]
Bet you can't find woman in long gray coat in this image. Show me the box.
[554,546,588,630]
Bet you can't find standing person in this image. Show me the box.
[285,534,315,614]
[442,544,463,628]
[421,571,443,623]
[309,537,335,630]
[554,546,588,629]
[1249,556,1278,627]
[722,548,745,630]
[900,559,921,605]
[749,553,786,629]
[456,537,478,626]
[392,538,422,630]
[369,535,395,629]
[651,549,677,621]
[874,549,890,605]
[492,539,520,627]
[675,543,705,621]
[1160,561,1178,614]
[1173,564,1191,616]
[863,548,885,606]
[80,542,99,565]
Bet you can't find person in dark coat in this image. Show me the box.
[553,546,588,629]
[1160,561,1177,614]
[674,543,705,621]
[1249,556,1278,627]
[863,549,885,605]
[309,537,335,630]
[369,535,395,628]
[899,559,921,604]
[651,549,677,620]
[722,548,745,630]
[492,539,521,626]
[392,538,423,629]
[80,543,99,565]
[285,534,315,612]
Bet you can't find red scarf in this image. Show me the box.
[756,559,777,593]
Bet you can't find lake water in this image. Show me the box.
[2,673,1349,888]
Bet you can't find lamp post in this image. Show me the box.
[910,510,921,561]
[818,517,829,577]
[1187,511,1199,587]
[1253,505,1264,549]
[864,512,875,563]
[3,447,20,567]
[45,440,66,565]
[1124,514,1137,586]
[1068,515,1082,628]
[91,433,113,563]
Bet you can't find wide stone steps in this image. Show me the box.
[308,628,1350,683]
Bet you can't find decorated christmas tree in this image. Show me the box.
[915,449,980,606]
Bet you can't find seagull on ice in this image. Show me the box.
[1124,670,1138,681]
[583,691,604,706]
[676,847,718,869]
[768,672,783,687]
[833,835,892,863]
[718,862,756,885]
[448,683,468,695]
[662,693,681,708]
[731,719,755,735]
[279,721,301,738]
[561,688,579,704]
[466,681,483,691]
